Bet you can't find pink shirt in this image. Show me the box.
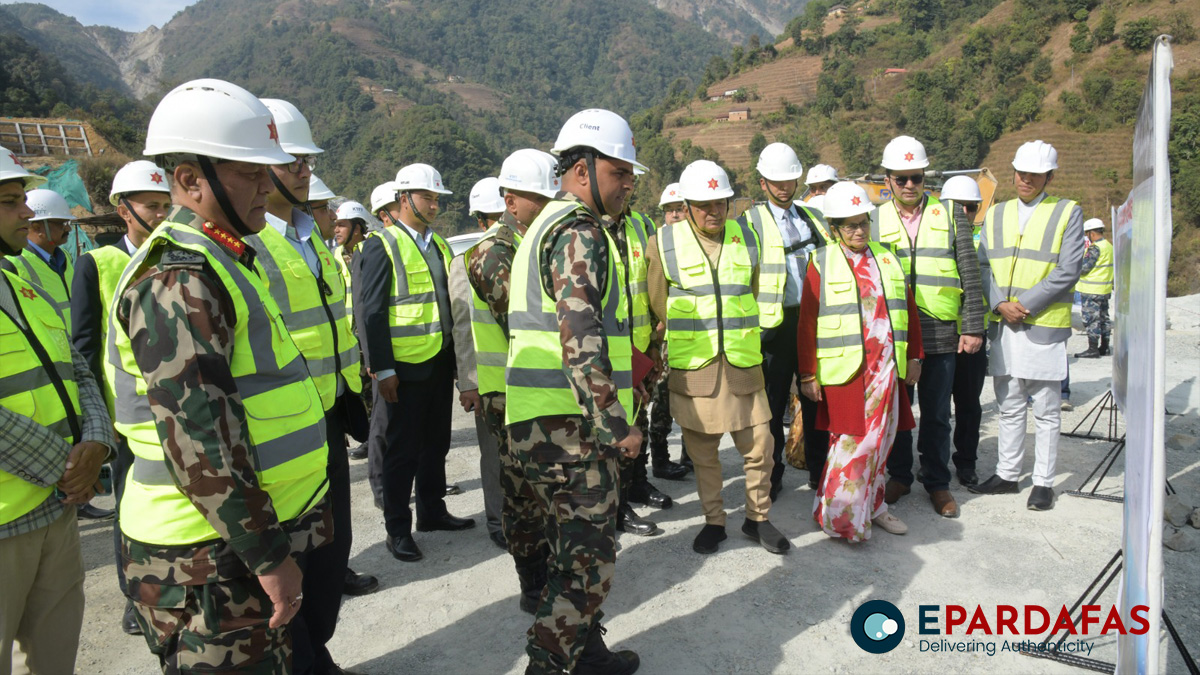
[899,199,924,243]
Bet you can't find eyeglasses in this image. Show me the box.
[284,155,316,174]
[962,203,980,213]
[890,173,924,186]
[835,221,870,232]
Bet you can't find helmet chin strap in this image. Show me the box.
[584,154,608,219]
[405,192,432,226]
[120,197,155,236]
[269,170,316,221]
[196,156,256,238]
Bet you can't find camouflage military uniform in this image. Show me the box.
[1079,243,1111,340]
[507,202,629,673]
[467,212,549,561]
[116,211,332,673]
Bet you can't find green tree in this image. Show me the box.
[898,0,945,33]
[1093,8,1117,44]
[1166,11,1196,45]
[749,132,767,158]
[1121,18,1156,52]
[838,124,880,174]
[1031,55,1053,82]
[1070,22,1094,53]
[1082,73,1113,107]
[1110,78,1143,124]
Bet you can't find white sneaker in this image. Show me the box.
[872,512,908,535]
[1061,400,1074,411]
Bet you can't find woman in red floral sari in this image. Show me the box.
[797,182,923,542]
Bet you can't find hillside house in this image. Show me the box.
[728,108,751,122]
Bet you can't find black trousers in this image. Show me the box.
[381,350,454,538]
[367,379,387,502]
[763,306,829,490]
[293,395,353,675]
[952,338,988,470]
[112,437,133,596]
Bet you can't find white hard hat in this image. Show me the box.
[551,108,647,171]
[26,188,73,222]
[804,164,839,185]
[498,148,560,198]
[370,182,398,215]
[756,143,803,181]
[881,135,930,171]
[821,182,874,219]
[468,177,505,215]
[335,200,372,222]
[1083,218,1105,232]
[308,173,336,201]
[394,163,452,195]
[1012,140,1058,173]
[678,160,734,201]
[108,160,170,206]
[144,79,294,165]
[658,183,684,207]
[1,147,47,190]
[259,98,323,155]
[939,175,982,203]
[798,195,825,212]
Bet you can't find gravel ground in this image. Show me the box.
[72,299,1200,674]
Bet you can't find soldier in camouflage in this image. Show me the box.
[110,80,332,673]
[1074,218,1113,358]
[507,110,645,675]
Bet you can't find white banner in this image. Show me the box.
[1114,36,1172,675]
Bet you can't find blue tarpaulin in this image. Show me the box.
[31,160,94,261]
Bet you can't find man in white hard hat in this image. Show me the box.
[356,163,475,565]
[457,149,558,612]
[739,142,832,502]
[108,79,332,671]
[1073,218,1113,359]
[871,136,985,519]
[646,183,693,477]
[938,174,987,487]
[245,97,376,672]
[647,159,788,555]
[506,109,644,675]
[308,173,338,241]
[71,159,171,635]
[468,176,506,231]
[0,145,113,675]
[803,163,839,210]
[971,140,1084,511]
[6,188,76,330]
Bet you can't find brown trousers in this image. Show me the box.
[680,422,774,526]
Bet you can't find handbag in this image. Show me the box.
[783,393,806,470]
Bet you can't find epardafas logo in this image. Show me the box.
[851,600,905,654]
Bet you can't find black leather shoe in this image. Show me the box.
[416,513,476,532]
[968,475,1020,495]
[627,480,672,509]
[77,503,115,520]
[616,502,659,536]
[652,460,689,481]
[1027,486,1055,511]
[769,482,782,503]
[348,444,368,460]
[122,600,143,636]
[956,466,979,487]
[692,524,727,554]
[741,518,790,554]
[445,483,463,496]
[575,624,640,675]
[343,569,380,596]
[514,554,547,615]
[489,530,507,549]
[386,535,423,562]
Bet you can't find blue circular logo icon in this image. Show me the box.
[851,600,905,653]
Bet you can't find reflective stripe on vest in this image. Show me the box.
[247,226,362,411]
[9,248,73,333]
[869,196,962,321]
[0,270,81,525]
[811,243,910,386]
[505,200,634,426]
[370,226,451,364]
[85,245,133,416]
[624,211,653,351]
[743,202,829,328]
[658,219,762,370]
[465,224,520,396]
[1076,238,1113,295]
[111,220,329,546]
[982,197,1075,329]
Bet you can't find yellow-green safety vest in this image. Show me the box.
[0,270,81,525]
[657,219,762,370]
[870,196,962,321]
[1076,238,1113,296]
[981,196,1076,330]
[82,245,133,416]
[8,247,74,333]
[248,225,362,411]
[109,220,329,546]
[368,226,452,364]
[464,223,521,396]
[505,200,633,426]
[624,211,654,352]
[742,202,831,329]
[810,242,910,386]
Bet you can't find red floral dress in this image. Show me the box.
[812,246,901,542]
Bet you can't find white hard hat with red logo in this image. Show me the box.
[822,182,875,219]
[881,136,930,171]
[551,109,647,171]
[1083,218,1105,232]
[144,79,294,165]
[109,160,170,206]
[394,163,452,195]
[678,160,734,201]
[1,147,47,190]
[260,98,323,155]
[659,183,684,207]
[805,163,839,185]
